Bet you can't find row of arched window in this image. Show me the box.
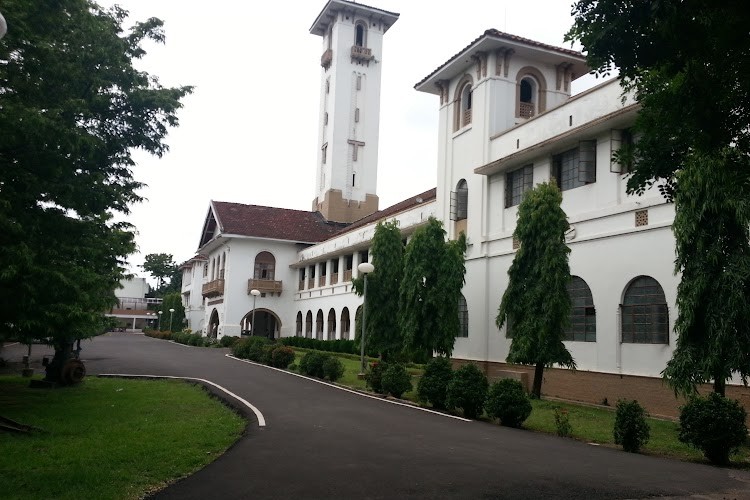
[502,275,669,344]
[296,308,353,340]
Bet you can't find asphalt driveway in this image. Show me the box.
[4,334,750,499]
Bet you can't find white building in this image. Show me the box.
[180,0,748,415]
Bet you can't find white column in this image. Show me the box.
[352,251,361,279]
[338,255,345,284]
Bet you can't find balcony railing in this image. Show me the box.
[298,280,305,291]
[202,279,225,298]
[343,269,353,282]
[519,101,535,118]
[319,276,326,287]
[308,278,315,289]
[321,49,332,69]
[247,279,282,295]
[330,272,338,285]
[351,45,373,62]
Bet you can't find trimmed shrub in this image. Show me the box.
[220,335,240,348]
[381,364,412,398]
[484,378,532,428]
[679,393,747,465]
[279,336,376,357]
[323,356,345,382]
[300,351,328,378]
[614,399,650,453]
[270,346,295,369]
[417,357,453,409]
[446,363,488,419]
[187,333,204,347]
[231,336,271,361]
[365,361,389,394]
[288,363,298,372]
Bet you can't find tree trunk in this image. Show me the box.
[44,340,74,384]
[532,362,545,399]
[713,375,726,396]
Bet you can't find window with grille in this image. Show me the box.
[621,276,669,344]
[564,276,596,342]
[505,165,533,207]
[341,307,351,340]
[305,311,313,338]
[457,294,469,337]
[553,141,596,191]
[254,251,275,280]
[296,312,302,337]
[450,180,468,221]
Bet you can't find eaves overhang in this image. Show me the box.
[310,0,399,36]
[415,29,589,96]
[474,103,640,177]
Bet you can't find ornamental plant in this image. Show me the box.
[446,363,488,419]
[484,378,532,428]
[381,364,413,398]
[322,356,345,382]
[417,356,454,409]
[365,361,389,394]
[270,346,295,369]
[613,399,650,453]
[300,351,328,378]
[679,393,747,465]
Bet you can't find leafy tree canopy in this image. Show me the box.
[0,0,191,378]
[142,253,177,291]
[497,182,574,398]
[567,1,750,395]
[399,217,466,360]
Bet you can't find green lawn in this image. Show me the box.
[524,399,750,464]
[0,376,245,500]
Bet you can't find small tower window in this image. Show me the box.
[453,75,474,132]
[461,84,472,127]
[519,77,536,118]
[355,22,366,47]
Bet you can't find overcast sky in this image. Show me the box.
[99,0,604,277]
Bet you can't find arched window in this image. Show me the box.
[621,276,669,344]
[458,294,468,338]
[515,67,547,119]
[453,75,474,131]
[565,276,596,342]
[355,22,366,47]
[305,311,313,338]
[327,308,337,340]
[316,310,324,340]
[341,307,351,340]
[452,179,468,221]
[254,251,276,280]
[519,77,537,118]
[296,312,303,337]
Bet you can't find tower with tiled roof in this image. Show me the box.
[309,0,399,223]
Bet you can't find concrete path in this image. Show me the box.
[4,334,750,499]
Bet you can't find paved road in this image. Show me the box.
[5,334,750,499]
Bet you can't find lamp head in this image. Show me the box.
[358,262,374,274]
[250,289,261,297]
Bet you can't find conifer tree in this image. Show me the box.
[496,182,575,398]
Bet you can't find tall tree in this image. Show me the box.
[353,220,404,361]
[0,0,191,383]
[160,293,185,332]
[496,182,575,398]
[142,253,177,291]
[399,217,467,360]
[567,1,750,396]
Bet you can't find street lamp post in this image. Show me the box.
[250,289,260,336]
[158,310,163,331]
[357,262,374,376]
[169,308,175,332]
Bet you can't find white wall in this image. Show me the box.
[115,277,149,299]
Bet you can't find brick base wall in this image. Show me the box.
[451,358,750,419]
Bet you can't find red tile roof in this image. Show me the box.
[339,187,437,234]
[415,29,586,89]
[212,202,348,243]
[179,254,207,269]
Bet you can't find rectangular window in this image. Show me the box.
[355,108,360,122]
[505,164,533,207]
[321,143,327,164]
[610,128,634,174]
[356,75,362,90]
[553,141,597,191]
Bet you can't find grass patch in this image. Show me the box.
[0,376,245,500]
[524,399,750,464]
